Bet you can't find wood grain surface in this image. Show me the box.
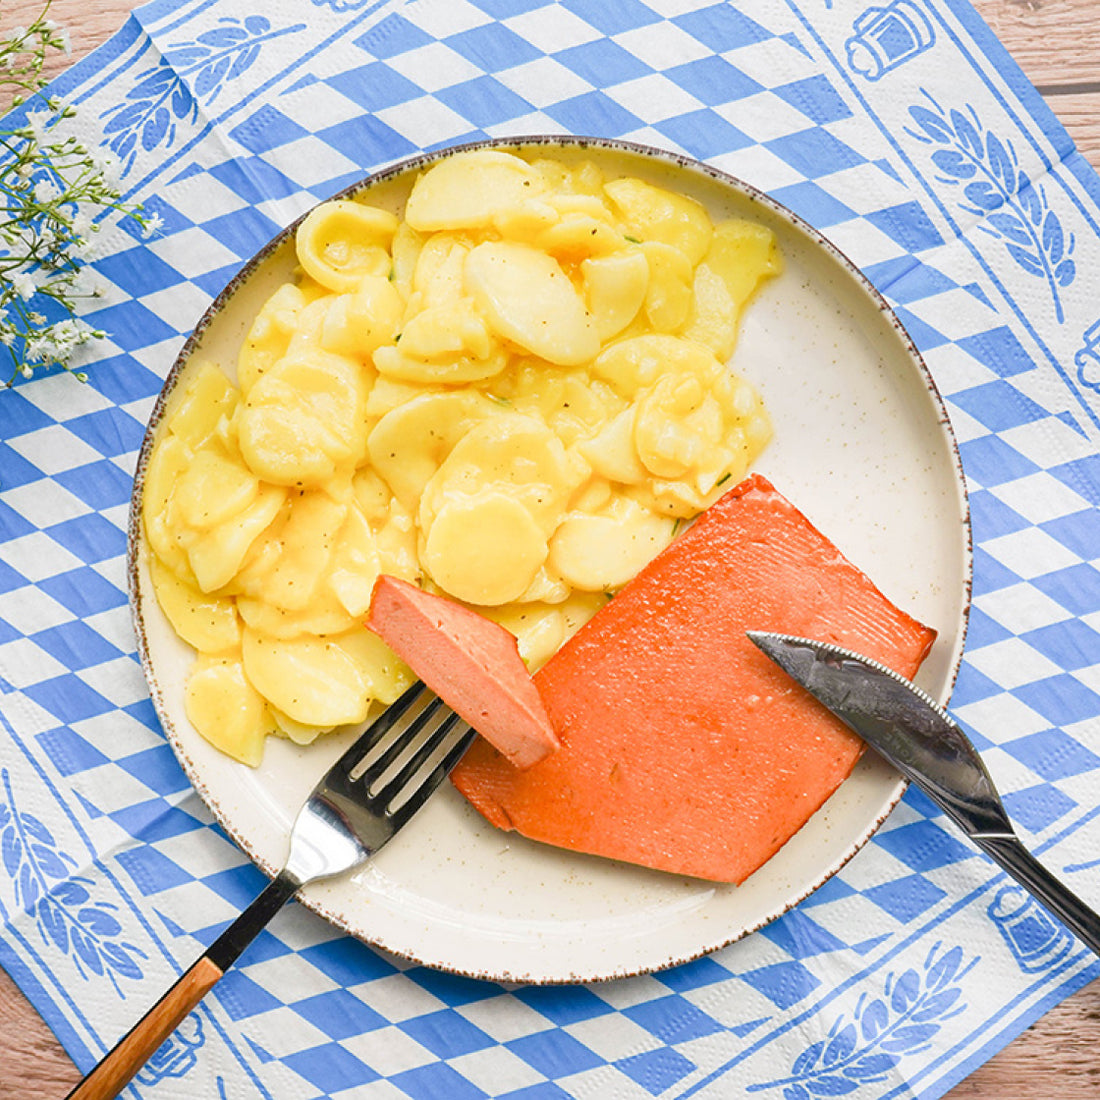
[2,0,1099,1096]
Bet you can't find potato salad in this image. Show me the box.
[142,147,781,766]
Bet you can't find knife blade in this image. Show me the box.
[747,630,1100,960]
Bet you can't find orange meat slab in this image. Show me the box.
[450,474,937,884]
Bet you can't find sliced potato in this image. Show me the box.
[423,491,548,606]
[604,176,713,265]
[238,284,308,395]
[549,499,676,591]
[367,390,497,507]
[641,241,694,333]
[185,655,271,767]
[405,149,545,232]
[247,490,348,611]
[420,413,579,535]
[237,351,368,485]
[704,218,783,313]
[465,240,600,366]
[183,483,287,593]
[174,446,259,531]
[242,628,373,727]
[296,200,398,292]
[326,505,381,618]
[320,274,403,359]
[582,248,649,341]
[150,556,241,654]
[680,263,738,361]
[167,361,238,450]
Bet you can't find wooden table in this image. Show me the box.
[2,0,1099,1095]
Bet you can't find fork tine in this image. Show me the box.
[368,703,463,805]
[356,693,445,785]
[336,680,428,780]
[389,723,477,831]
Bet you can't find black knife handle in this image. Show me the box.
[976,833,1100,959]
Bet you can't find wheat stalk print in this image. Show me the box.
[100,15,304,171]
[0,770,146,994]
[750,943,977,1098]
[906,90,1075,323]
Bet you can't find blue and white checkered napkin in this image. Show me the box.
[3,0,1100,1095]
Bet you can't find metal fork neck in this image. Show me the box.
[204,868,302,972]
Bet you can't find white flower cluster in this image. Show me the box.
[1,7,150,386]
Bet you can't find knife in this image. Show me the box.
[747,630,1100,959]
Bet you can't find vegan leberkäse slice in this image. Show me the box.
[367,574,559,769]
[451,473,937,884]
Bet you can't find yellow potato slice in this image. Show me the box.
[578,406,649,485]
[410,234,468,308]
[421,413,579,536]
[270,707,332,746]
[185,655,271,767]
[174,446,260,531]
[492,198,560,241]
[237,351,368,485]
[242,628,373,727]
[641,241,694,333]
[480,602,566,671]
[465,240,600,366]
[535,213,624,262]
[326,504,381,618]
[390,221,424,300]
[375,501,420,579]
[143,433,196,581]
[296,200,398,292]
[423,491,548,606]
[398,297,492,361]
[150,556,241,654]
[703,218,783,312]
[604,176,713,265]
[183,483,286,593]
[582,248,649,341]
[236,584,356,639]
[549,499,676,592]
[238,284,308,395]
[248,490,348,611]
[336,627,414,704]
[373,345,508,386]
[404,149,545,232]
[320,274,403,359]
[167,361,238,451]
[592,333,712,397]
[367,390,497,508]
[680,263,738,361]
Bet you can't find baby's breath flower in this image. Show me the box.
[32,178,60,203]
[142,211,164,238]
[11,273,38,300]
[1,2,145,386]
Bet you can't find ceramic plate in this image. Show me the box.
[129,137,971,983]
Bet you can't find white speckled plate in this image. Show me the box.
[129,137,970,984]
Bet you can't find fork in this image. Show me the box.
[66,682,474,1100]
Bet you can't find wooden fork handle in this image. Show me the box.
[65,956,224,1100]
[65,870,300,1100]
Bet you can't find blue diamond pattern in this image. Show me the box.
[614,1048,696,1095]
[864,874,947,922]
[874,821,974,872]
[624,995,724,1044]
[401,1009,495,1059]
[284,1043,380,1092]
[1003,728,1100,780]
[3,2,1100,1097]
[741,960,822,1010]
